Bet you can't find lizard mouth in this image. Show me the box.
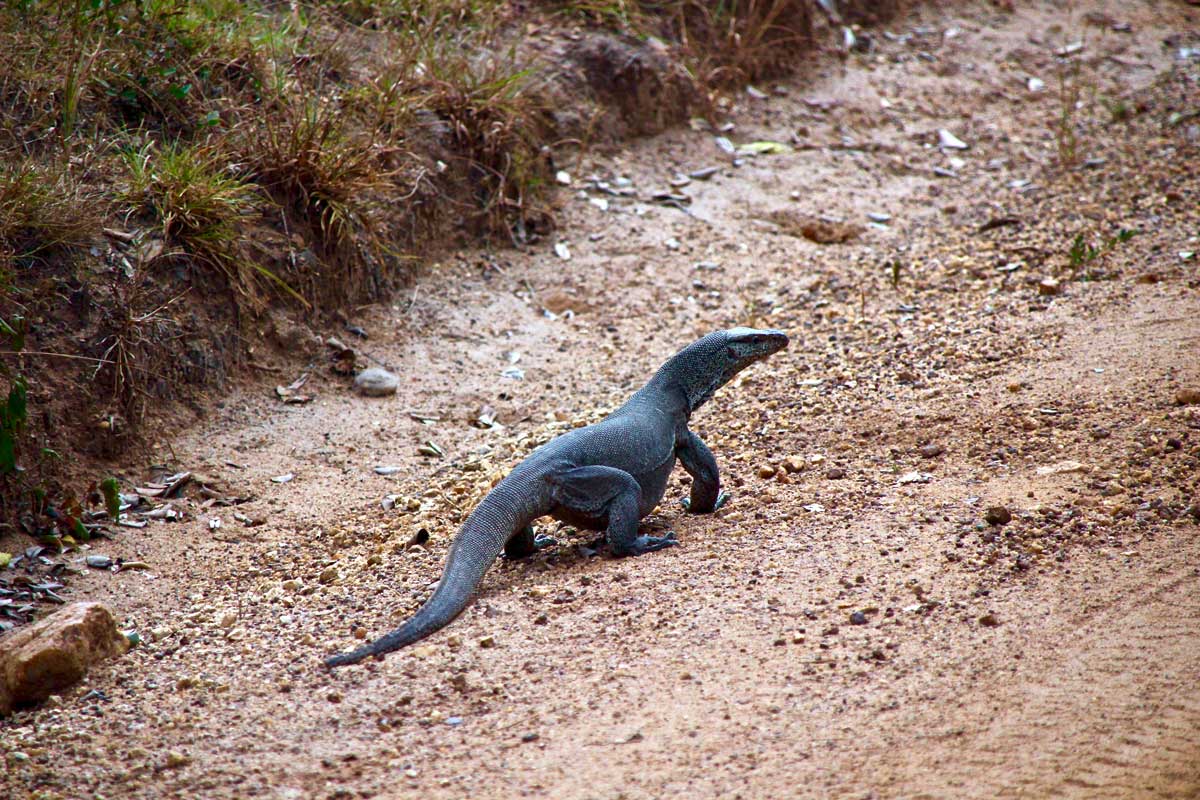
[727,328,789,361]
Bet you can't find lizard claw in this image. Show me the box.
[680,491,731,513]
[616,533,678,556]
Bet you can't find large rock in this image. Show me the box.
[354,367,399,397]
[0,602,129,715]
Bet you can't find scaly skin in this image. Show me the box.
[324,327,789,667]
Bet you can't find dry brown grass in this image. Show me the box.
[656,0,816,86]
[0,160,100,270]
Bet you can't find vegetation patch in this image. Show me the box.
[0,0,897,535]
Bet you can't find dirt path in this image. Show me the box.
[4,2,1200,798]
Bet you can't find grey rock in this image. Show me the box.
[355,367,399,397]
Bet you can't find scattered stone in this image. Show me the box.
[218,611,237,629]
[164,751,191,769]
[767,210,863,244]
[318,566,340,584]
[781,456,805,474]
[978,613,1000,627]
[689,166,720,180]
[1175,388,1200,405]
[555,170,571,186]
[757,465,776,479]
[919,443,944,458]
[1038,277,1062,296]
[354,368,399,397]
[867,212,891,224]
[849,611,868,625]
[984,506,1013,526]
[85,555,114,569]
[521,732,540,743]
[1027,76,1045,92]
[478,635,496,649]
[898,471,932,484]
[937,128,969,149]
[0,602,130,715]
[554,242,571,260]
[825,467,846,480]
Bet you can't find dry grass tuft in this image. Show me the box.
[0,161,100,269]
[242,98,394,304]
[120,140,282,305]
[406,44,552,235]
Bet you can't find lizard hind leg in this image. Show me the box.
[502,525,557,560]
[548,465,677,557]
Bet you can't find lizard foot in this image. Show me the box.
[613,531,677,557]
[502,528,558,560]
[680,491,731,513]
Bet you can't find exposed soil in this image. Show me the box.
[3,2,1200,798]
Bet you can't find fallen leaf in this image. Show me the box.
[1035,460,1087,476]
[737,141,792,155]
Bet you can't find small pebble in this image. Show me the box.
[849,611,868,625]
[937,128,969,149]
[1038,277,1062,296]
[781,456,805,473]
[979,613,1000,627]
[1175,388,1200,405]
[984,506,1012,526]
[478,635,496,649]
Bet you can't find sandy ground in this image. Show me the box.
[3,1,1200,798]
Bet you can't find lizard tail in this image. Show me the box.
[324,480,543,667]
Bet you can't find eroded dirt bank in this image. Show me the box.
[3,1,1200,798]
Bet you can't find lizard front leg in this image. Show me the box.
[676,430,730,513]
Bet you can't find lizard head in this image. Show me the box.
[667,327,789,413]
